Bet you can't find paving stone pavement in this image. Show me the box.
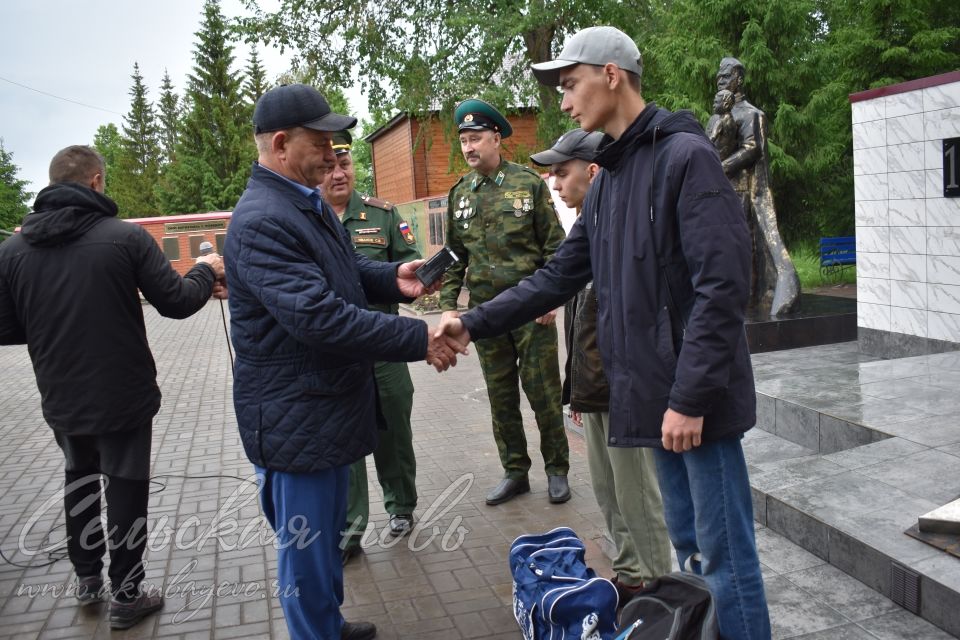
[0,304,954,639]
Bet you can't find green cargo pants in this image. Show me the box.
[475,320,569,479]
[342,360,417,550]
[582,411,673,584]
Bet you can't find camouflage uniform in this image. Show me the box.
[339,190,420,551]
[440,159,569,479]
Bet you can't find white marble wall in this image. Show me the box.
[852,79,960,343]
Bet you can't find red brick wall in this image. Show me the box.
[131,214,231,276]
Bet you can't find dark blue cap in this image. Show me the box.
[253,84,357,134]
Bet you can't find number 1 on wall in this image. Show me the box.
[946,138,960,197]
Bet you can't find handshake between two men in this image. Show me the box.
[371,258,471,373]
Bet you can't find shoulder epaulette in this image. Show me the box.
[360,194,393,210]
[519,164,544,179]
[448,174,469,195]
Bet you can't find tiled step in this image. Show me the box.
[745,426,960,636]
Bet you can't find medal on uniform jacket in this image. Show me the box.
[460,197,475,220]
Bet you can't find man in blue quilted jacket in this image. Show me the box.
[225,84,465,640]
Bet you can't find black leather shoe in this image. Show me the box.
[388,514,414,538]
[485,477,530,505]
[341,544,363,566]
[547,475,571,503]
[341,620,377,639]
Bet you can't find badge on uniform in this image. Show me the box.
[456,196,474,221]
[399,221,416,245]
[495,171,505,186]
[359,211,367,221]
[356,227,381,235]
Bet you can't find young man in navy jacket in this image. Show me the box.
[439,27,770,640]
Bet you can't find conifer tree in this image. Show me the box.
[244,46,269,104]
[93,123,122,200]
[157,69,181,166]
[112,62,162,217]
[157,0,255,213]
[0,141,31,231]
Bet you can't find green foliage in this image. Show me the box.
[110,63,162,217]
[244,46,270,103]
[157,0,255,213]
[789,240,857,289]
[643,0,960,242]
[72,0,957,235]
[157,70,181,165]
[0,141,32,231]
[93,123,123,196]
[236,0,959,246]
[236,0,650,149]
[351,122,375,196]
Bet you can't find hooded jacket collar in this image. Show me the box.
[594,103,706,170]
[20,182,118,247]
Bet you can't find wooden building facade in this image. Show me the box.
[364,109,542,256]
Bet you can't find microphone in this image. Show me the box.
[199,241,214,256]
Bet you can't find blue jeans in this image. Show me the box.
[653,436,771,640]
[257,464,350,640]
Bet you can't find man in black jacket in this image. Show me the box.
[0,145,225,630]
[439,27,770,639]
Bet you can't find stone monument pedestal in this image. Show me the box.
[745,293,856,353]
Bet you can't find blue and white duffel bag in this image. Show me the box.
[510,527,619,640]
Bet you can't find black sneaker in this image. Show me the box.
[75,575,104,606]
[109,592,164,630]
[388,514,414,538]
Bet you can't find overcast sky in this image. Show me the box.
[1,0,365,200]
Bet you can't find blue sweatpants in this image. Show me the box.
[257,464,349,640]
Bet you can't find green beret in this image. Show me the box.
[331,130,352,154]
[454,98,513,139]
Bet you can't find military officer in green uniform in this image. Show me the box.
[321,131,421,564]
[440,99,571,505]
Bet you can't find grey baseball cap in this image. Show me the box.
[531,26,642,87]
[530,129,605,166]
